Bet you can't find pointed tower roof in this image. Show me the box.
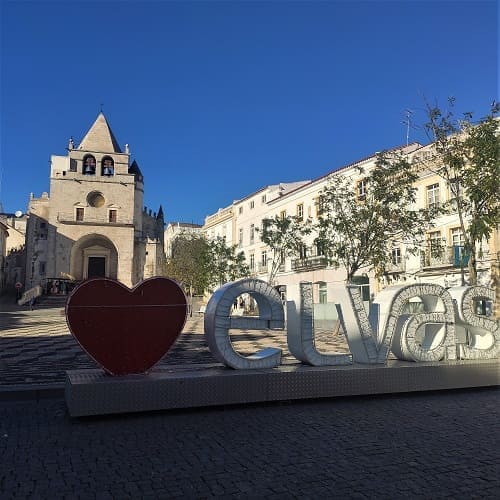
[128,159,143,181]
[157,205,164,220]
[78,113,122,153]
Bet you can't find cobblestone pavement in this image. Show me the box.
[0,388,498,499]
[0,306,350,387]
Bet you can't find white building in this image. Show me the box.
[389,143,495,290]
[0,213,28,290]
[203,141,499,319]
[164,222,203,258]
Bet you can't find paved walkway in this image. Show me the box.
[1,388,498,498]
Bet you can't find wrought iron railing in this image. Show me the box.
[257,263,268,273]
[291,255,328,271]
[421,245,469,268]
[386,260,406,273]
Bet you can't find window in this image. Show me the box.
[250,224,255,244]
[87,191,105,208]
[318,282,327,304]
[426,183,440,209]
[316,241,325,256]
[109,210,117,223]
[83,155,96,175]
[238,228,243,247]
[475,299,492,317]
[315,197,325,216]
[451,228,464,246]
[298,244,307,260]
[280,210,287,220]
[429,231,443,257]
[448,178,462,209]
[250,200,255,209]
[101,157,114,176]
[351,276,370,301]
[249,253,255,271]
[279,250,286,270]
[76,208,84,221]
[38,222,47,240]
[296,203,304,221]
[451,228,468,267]
[39,262,46,276]
[356,179,367,200]
[239,206,243,214]
[448,178,461,198]
[261,194,267,204]
[391,247,402,265]
[261,250,267,267]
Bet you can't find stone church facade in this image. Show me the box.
[25,113,165,289]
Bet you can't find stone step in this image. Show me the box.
[33,294,69,309]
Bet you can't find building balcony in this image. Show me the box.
[57,212,133,227]
[421,245,469,269]
[386,260,406,273]
[291,255,328,272]
[257,263,268,273]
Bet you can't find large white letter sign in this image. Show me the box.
[390,285,457,362]
[204,278,285,369]
[449,286,499,360]
[286,282,352,366]
[335,284,456,364]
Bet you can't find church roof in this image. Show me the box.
[78,113,122,153]
[128,159,143,181]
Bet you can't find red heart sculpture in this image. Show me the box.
[66,277,187,375]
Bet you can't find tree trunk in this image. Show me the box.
[468,242,478,285]
[459,261,465,287]
[346,262,359,284]
[346,268,354,284]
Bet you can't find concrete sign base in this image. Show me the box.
[65,359,499,417]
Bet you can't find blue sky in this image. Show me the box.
[0,0,497,224]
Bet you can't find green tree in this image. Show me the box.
[164,234,211,301]
[315,151,436,283]
[206,236,250,290]
[258,215,312,285]
[420,98,499,285]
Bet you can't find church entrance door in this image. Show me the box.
[87,257,106,278]
[72,239,117,281]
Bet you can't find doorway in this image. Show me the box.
[71,236,118,281]
[87,257,106,278]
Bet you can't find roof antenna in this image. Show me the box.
[100,103,104,113]
[403,109,413,146]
